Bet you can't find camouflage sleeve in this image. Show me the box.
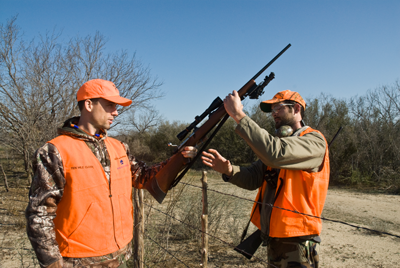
[25,143,65,268]
[122,142,169,189]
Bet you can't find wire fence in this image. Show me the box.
[180,181,400,239]
[144,233,191,268]
[1,173,399,268]
[143,202,274,267]
[138,176,400,267]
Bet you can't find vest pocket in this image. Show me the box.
[67,202,108,252]
[119,194,134,240]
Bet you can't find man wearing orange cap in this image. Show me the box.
[26,79,197,268]
[202,89,329,267]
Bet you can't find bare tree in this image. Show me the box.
[0,16,163,184]
[129,107,163,133]
[348,81,400,188]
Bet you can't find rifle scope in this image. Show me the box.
[247,72,275,100]
[177,97,223,141]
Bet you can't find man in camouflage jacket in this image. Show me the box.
[25,79,196,268]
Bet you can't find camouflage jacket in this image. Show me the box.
[25,117,168,268]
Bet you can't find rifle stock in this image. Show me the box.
[234,229,263,259]
[146,44,291,203]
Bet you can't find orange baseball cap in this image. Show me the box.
[260,90,306,112]
[77,79,133,106]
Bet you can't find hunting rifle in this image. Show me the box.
[145,44,292,204]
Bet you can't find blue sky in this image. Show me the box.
[1,0,399,124]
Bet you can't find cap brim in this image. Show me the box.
[102,95,133,107]
[260,99,285,113]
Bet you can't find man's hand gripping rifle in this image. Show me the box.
[146,44,291,204]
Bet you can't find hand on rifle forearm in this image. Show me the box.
[224,90,247,124]
[201,149,233,176]
[180,146,198,159]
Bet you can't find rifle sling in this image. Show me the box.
[234,167,281,259]
[260,168,280,244]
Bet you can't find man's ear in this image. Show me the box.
[84,99,93,112]
[294,103,301,114]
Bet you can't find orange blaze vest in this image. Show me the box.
[250,128,330,238]
[49,135,133,257]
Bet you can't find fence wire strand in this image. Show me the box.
[179,181,400,239]
[144,233,191,268]
[139,178,399,268]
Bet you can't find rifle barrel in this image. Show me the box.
[328,126,343,149]
[250,43,291,81]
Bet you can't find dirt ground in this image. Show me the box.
[1,180,399,267]
[320,188,400,267]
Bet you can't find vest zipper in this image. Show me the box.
[274,177,284,203]
[100,137,119,250]
[108,161,120,249]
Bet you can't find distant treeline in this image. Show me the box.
[118,81,400,194]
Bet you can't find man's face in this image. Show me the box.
[90,98,118,130]
[271,103,296,129]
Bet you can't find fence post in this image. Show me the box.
[201,170,208,267]
[133,188,144,268]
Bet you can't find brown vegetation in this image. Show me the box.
[1,171,400,268]
[0,17,163,183]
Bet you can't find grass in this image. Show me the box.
[0,167,267,267]
[126,169,268,267]
[0,186,39,268]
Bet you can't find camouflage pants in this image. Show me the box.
[267,238,320,268]
[62,242,132,268]
[63,256,128,268]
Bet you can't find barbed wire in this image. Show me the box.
[144,233,191,268]
[0,223,20,226]
[138,259,151,268]
[179,181,400,239]
[0,247,31,251]
[141,260,151,268]
[144,202,275,268]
